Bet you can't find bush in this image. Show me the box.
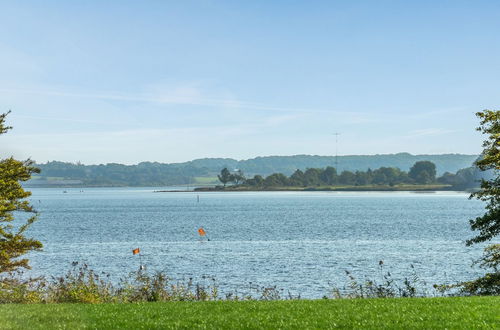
[331,261,426,299]
[0,277,43,304]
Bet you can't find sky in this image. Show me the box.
[0,0,499,164]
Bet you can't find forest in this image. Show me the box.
[218,161,489,190]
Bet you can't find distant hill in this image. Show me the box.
[27,153,478,187]
[199,153,478,177]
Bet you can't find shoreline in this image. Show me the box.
[155,184,474,193]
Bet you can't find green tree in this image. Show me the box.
[232,169,245,185]
[451,110,500,296]
[264,173,289,187]
[408,161,436,184]
[0,112,43,274]
[303,168,322,186]
[467,110,500,245]
[320,166,338,185]
[289,169,305,187]
[379,167,403,185]
[354,170,371,185]
[338,170,356,185]
[372,171,387,185]
[245,175,264,187]
[217,168,232,187]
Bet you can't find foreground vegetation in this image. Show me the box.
[0,297,499,329]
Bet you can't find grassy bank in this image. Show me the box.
[1,296,498,329]
[193,184,453,192]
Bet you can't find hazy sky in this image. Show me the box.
[1,1,499,164]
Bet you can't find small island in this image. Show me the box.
[190,160,484,192]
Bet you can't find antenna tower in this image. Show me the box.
[333,132,340,171]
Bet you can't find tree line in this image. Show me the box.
[31,157,485,189]
[28,152,478,187]
[218,160,486,189]
[32,161,210,186]
[188,153,476,177]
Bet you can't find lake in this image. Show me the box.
[24,188,485,298]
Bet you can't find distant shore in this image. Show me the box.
[154,184,470,193]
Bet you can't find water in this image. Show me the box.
[23,188,485,298]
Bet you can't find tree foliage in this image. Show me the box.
[232,169,246,185]
[241,161,449,188]
[435,110,500,296]
[217,168,233,187]
[409,161,436,184]
[0,112,42,274]
[33,161,209,187]
[467,110,500,246]
[438,165,491,190]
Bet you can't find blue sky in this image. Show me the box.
[1,1,499,164]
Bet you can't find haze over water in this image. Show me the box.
[26,188,485,298]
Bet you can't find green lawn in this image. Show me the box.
[192,176,219,185]
[1,297,499,329]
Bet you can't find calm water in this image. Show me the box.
[23,188,485,298]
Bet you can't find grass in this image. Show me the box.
[1,296,499,329]
[192,176,219,184]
